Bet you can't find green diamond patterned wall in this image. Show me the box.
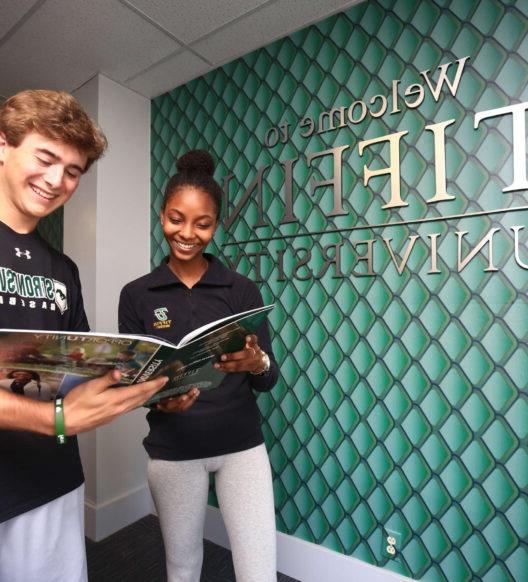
[151,1,527,580]
[37,207,63,252]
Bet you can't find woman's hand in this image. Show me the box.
[155,387,200,413]
[214,334,268,374]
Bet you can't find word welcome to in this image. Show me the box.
[264,57,470,146]
[222,57,527,232]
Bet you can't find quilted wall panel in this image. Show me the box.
[150,1,527,580]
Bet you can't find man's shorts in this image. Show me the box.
[0,484,87,582]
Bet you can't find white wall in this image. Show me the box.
[205,506,413,582]
[64,74,152,541]
[64,78,99,505]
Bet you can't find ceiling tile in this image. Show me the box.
[125,0,271,44]
[127,50,211,98]
[0,0,38,40]
[192,0,360,64]
[0,0,363,100]
[0,0,180,97]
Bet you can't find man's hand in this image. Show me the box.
[0,371,168,436]
[155,387,200,413]
[63,370,168,434]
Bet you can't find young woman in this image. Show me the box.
[119,150,279,582]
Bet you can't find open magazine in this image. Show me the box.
[0,304,274,407]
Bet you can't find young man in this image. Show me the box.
[0,90,167,582]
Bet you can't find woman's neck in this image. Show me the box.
[167,255,209,289]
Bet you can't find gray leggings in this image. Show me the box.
[148,444,277,582]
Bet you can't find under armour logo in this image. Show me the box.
[15,248,31,259]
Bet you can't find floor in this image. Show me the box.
[86,514,300,582]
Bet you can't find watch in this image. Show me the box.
[251,351,271,376]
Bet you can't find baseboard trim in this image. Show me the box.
[86,495,413,581]
[84,484,154,542]
[203,505,412,582]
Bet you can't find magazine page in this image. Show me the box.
[177,304,275,347]
[0,305,274,405]
[142,305,275,405]
[0,330,167,400]
[0,367,75,402]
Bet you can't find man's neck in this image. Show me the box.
[0,202,38,234]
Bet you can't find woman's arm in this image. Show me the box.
[118,286,146,335]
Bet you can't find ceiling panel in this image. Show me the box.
[0,0,179,96]
[125,0,272,44]
[192,0,359,65]
[127,50,211,98]
[0,0,39,40]
[0,0,364,99]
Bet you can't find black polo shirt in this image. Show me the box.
[118,254,278,460]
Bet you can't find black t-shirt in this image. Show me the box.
[119,255,278,461]
[0,221,89,523]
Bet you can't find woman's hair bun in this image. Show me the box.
[176,150,215,176]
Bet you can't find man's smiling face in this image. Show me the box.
[0,131,87,232]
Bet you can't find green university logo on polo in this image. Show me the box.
[154,307,169,321]
[153,307,171,329]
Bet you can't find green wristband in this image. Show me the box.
[54,398,66,445]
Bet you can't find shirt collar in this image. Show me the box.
[147,253,235,289]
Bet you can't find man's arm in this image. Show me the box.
[0,370,168,436]
[0,390,55,434]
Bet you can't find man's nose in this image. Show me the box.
[44,165,63,188]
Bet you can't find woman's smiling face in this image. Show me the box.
[160,186,217,264]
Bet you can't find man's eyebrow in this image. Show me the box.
[36,147,59,160]
[36,147,85,173]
